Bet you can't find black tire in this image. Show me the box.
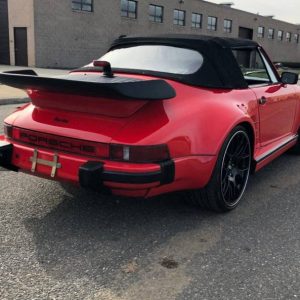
[187,126,252,212]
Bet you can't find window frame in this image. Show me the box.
[268,28,274,39]
[258,48,278,84]
[257,26,265,38]
[286,32,292,42]
[233,47,279,87]
[207,16,217,31]
[191,13,202,28]
[72,0,93,12]
[223,19,232,33]
[173,9,186,26]
[149,4,163,23]
[277,30,283,41]
[294,33,299,44]
[121,0,138,19]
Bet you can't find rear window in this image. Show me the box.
[95,45,204,75]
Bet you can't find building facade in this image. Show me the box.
[0,0,10,64]
[1,0,300,68]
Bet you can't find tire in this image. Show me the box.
[187,126,252,212]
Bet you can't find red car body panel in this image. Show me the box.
[1,35,300,199]
[252,84,298,145]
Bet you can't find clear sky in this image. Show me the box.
[208,0,300,24]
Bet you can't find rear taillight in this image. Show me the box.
[110,144,170,163]
[4,125,170,163]
[3,124,13,139]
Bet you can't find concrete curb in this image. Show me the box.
[0,98,30,106]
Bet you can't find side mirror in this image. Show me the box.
[281,72,299,85]
[274,62,282,70]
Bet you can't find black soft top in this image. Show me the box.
[109,34,259,89]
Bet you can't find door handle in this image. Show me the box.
[259,97,267,105]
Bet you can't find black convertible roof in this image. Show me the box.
[111,34,259,50]
[109,34,260,89]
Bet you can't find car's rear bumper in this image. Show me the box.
[0,137,216,197]
[78,160,174,189]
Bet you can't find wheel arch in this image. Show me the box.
[234,121,256,172]
[238,121,255,153]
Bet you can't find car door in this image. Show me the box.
[240,48,297,146]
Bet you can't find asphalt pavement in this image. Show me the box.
[0,104,299,300]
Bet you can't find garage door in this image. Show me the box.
[0,0,10,64]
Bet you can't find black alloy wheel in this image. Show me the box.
[220,130,251,207]
[187,126,252,212]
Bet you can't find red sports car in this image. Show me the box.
[0,35,299,212]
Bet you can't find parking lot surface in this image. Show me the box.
[0,104,299,300]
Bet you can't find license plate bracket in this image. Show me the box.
[30,149,61,178]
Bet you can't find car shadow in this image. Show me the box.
[23,184,216,282]
[23,153,300,287]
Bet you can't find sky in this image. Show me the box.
[208,0,300,24]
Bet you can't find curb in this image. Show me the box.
[0,98,30,106]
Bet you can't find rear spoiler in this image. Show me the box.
[0,70,176,100]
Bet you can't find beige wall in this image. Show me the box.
[33,0,300,69]
[8,0,35,66]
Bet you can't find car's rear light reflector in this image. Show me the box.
[110,144,170,163]
[12,127,109,158]
[3,123,13,139]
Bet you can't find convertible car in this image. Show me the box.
[0,35,299,212]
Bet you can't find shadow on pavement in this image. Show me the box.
[23,185,215,283]
[22,153,300,293]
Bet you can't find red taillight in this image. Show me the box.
[93,60,114,78]
[5,125,170,163]
[93,60,110,68]
[3,123,13,139]
[110,144,170,163]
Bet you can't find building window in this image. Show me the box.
[191,13,202,28]
[173,9,185,26]
[72,0,93,12]
[121,0,137,19]
[286,32,291,42]
[294,34,299,43]
[268,28,274,39]
[278,30,283,41]
[257,26,264,38]
[207,16,217,31]
[149,5,163,23]
[223,19,232,33]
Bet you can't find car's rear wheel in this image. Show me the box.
[187,126,252,212]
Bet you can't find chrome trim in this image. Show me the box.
[256,135,298,163]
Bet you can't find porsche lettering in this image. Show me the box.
[19,132,96,154]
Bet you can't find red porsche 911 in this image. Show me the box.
[1,35,299,212]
